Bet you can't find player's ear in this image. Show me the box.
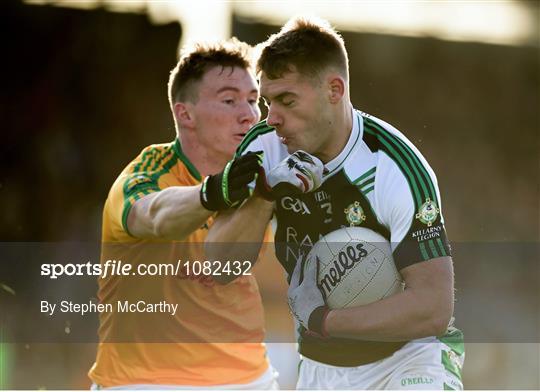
[174,102,196,129]
[327,75,346,104]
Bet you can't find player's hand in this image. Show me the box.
[256,150,325,200]
[200,151,263,211]
[287,253,330,338]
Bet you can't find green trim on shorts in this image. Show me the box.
[440,328,465,383]
[441,351,462,379]
[439,327,465,356]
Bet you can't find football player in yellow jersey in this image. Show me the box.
[88,38,279,389]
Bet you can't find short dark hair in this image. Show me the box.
[257,16,349,81]
[168,38,253,106]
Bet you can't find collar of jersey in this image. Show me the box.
[322,107,362,179]
[172,139,202,182]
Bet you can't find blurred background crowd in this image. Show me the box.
[0,0,538,389]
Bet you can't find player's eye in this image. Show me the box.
[248,98,258,105]
[223,99,235,105]
[282,100,294,107]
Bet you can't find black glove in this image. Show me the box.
[200,151,263,211]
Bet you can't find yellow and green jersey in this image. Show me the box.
[88,139,269,387]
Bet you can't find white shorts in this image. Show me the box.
[91,365,280,390]
[297,336,464,390]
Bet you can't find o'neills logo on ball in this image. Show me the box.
[318,243,368,297]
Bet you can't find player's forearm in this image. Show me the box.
[208,194,273,242]
[206,194,274,283]
[325,258,454,341]
[129,185,213,240]
[325,289,451,342]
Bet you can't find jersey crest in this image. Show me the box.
[344,201,366,226]
[415,198,440,227]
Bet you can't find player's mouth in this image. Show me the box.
[234,132,247,141]
[276,132,291,145]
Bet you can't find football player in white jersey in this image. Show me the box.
[207,16,464,390]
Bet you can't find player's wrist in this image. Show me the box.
[254,168,275,201]
[201,152,263,211]
[199,176,214,211]
[253,185,273,201]
[251,188,275,205]
[308,305,331,338]
[200,174,227,211]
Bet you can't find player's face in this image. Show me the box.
[260,70,333,158]
[192,66,260,160]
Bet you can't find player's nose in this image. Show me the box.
[238,101,259,126]
[266,105,282,128]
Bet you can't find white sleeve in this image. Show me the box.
[373,152,416,248]
[373,151,451,271]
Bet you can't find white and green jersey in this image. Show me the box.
[236,108,456,367]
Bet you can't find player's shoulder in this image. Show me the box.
[235,120,278,157]
[125,141,178,175]
[355,110,429,172]
[357,110,440,208]
[357,111,410,153]
[104,142,178,239]
[108,141,178,198]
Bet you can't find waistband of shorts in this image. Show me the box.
[299,354,372,370]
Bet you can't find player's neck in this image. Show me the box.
[318,103,353,163]
[178,133,227,177]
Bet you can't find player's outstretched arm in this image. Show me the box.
[127,185,212,241]
[290,255,454,341]
[127,152,262,241]
[206,194,274,284]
